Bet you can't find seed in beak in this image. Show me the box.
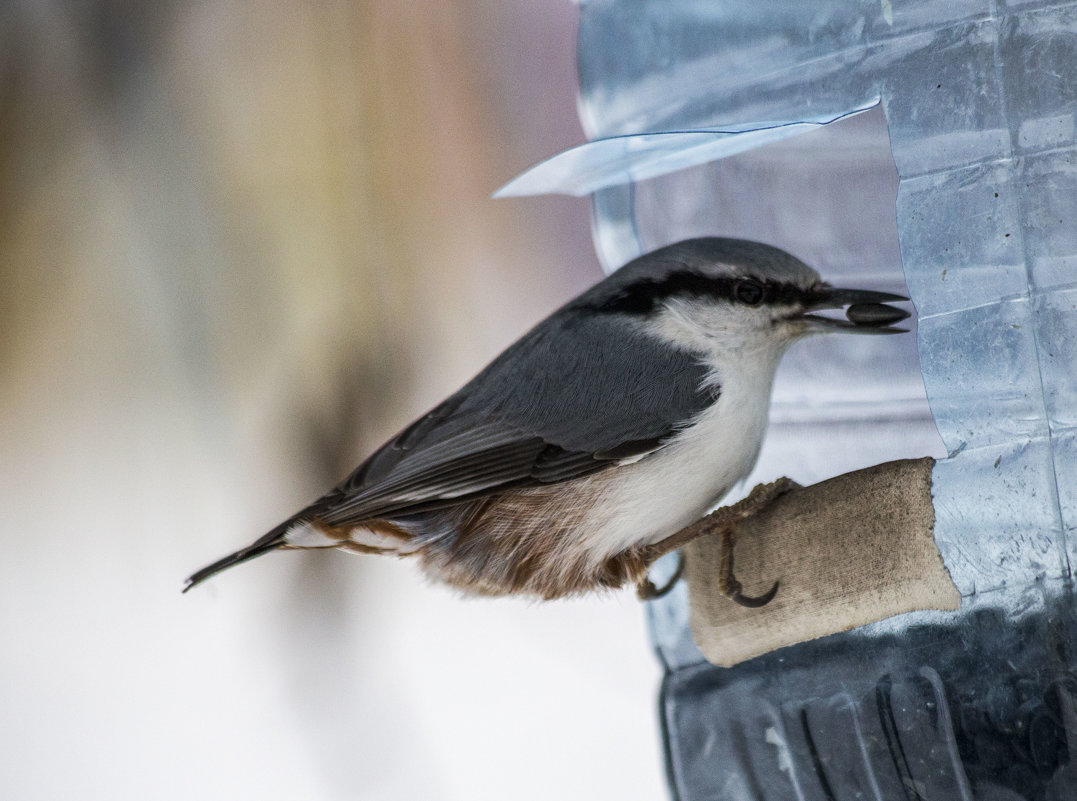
[846,302,910,327]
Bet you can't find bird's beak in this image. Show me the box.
[796,285,911,334]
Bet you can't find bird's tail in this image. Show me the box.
[182,521,292,593]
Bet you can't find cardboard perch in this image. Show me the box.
[685,457,959,668]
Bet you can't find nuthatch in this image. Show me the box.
[185,238,908,601]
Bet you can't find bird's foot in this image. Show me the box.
[716,477,800,608]
[636,551,685,600]
[636,477,800,605]
[717,522,780,607]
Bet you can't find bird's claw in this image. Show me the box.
[718,500,782,608]
[636,551,685,600]
[729,579,779,608]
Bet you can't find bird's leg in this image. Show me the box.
[636,477,800,606]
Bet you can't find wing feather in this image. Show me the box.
[313,310,716,527]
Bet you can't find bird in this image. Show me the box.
[184,237,908,601]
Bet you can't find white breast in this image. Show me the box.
[572,357,778,563]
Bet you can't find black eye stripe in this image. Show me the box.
[582,270,807,315]
[761,281,809,306]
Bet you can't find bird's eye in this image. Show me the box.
[735,279,765,305]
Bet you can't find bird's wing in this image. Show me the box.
[313,312,716,526]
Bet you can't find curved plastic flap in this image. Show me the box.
[495,102,879,198]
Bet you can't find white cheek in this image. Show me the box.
[646,300,762,353]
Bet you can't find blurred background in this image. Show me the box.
[1,2,671,799]
[0,1,952,799]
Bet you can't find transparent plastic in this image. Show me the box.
[501,1,1077,798]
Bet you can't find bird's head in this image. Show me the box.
[581,237,908,359]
